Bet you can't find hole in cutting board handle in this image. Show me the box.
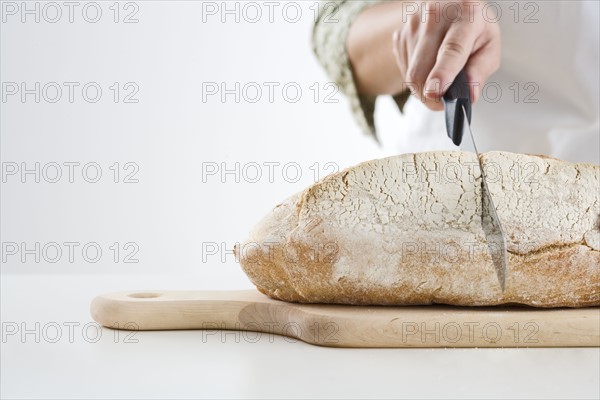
[128,292,161,299]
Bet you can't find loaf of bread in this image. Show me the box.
[237,151,599,307]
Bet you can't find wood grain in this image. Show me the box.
[91,290,600,348]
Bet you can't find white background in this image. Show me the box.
[1,1,599,399]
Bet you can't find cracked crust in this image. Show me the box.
[238,151,600,307]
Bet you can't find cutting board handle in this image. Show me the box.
[91,290,281,331]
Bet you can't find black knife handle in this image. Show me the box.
[443,68,472,146]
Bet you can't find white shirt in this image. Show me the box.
[383,0,599,164]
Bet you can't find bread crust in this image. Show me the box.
[239,151,600,307]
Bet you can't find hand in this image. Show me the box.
[392,0,501,110]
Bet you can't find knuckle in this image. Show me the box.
[439,41,466,58]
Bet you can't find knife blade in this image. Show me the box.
[442,69,508,291]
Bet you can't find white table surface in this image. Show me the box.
[2,273,599,400]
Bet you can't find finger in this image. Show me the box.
[392,29,407,86]
[407,32,444,94]
[407,30,447,110]
[394,25,416,96]
[464,37,501,103]
[425,23,478,97]
[409,37,446,111]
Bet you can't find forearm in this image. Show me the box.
[346,1,406,96]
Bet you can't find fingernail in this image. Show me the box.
[424,78,440,97]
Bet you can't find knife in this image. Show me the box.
[442,69,508,291]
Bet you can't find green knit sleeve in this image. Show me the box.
[311,0,410,140]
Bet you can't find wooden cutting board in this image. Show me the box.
[91,290,600,348]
